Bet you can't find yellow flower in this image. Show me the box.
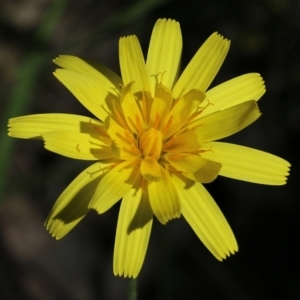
[8,19,290,278]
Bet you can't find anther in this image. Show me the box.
[113,102,129,131]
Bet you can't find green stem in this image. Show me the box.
[128,278,137,300]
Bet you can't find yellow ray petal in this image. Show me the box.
[201,142,291,185]
[53,55,122,90]
[8,114,103,139]
[191,100,261,142]
[148,166,181,224]
[105,116,139,160]
[114,184,153,278]
[140,157,161,182]
[172,174,238,260]
[173,32,230,98]
[45,161,113,239]
[54,69,118,121]
[165,154,221,183]
[146,19,182,95]
[89,160,141,213]
[120,82,144,134]
[163,89,206,138]
[164,127,203,153]
[149,85,173,128]
[42,131,113,160]
[119,35,151,95]
[201,73,266,118]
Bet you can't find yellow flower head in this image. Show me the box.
[8,19,290,278]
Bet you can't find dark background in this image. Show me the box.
[1,0,299,299]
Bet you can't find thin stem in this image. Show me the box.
[127,278,137,300]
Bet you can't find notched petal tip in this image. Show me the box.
[45,219,66,240]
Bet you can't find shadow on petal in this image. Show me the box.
[51,174,102,224]
[127,185,153,234]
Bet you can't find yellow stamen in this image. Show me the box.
[123,145,141,156]
[130,144,141,156]
[139,128,163,159]
[188,146,214,155]
[164,135,177,150]
[153,113,160,130]
[162,115,173,135]
[158,71,167,84]
[141,91,148,124]
[112,100,130,131]
[87,163,118,177]
[125,129,136,145]
[136,114,143,136]
[93,125,110,137]
[187,99,214,124]
[166,154,187,161]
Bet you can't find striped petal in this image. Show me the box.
[42,131,113,160]
[165,154,221,183]
[146,18,182,95]
[201,142,290,185]
[191,100,261,142]
[8,114,103,139]
[201,73,266,118]
[148,166,181,224]
[120,82,144,134]
[164,127,203,153]
[172,174,238,260]
[53,55,122,90]
[45,161,113,239]
[105,116,139,160]
[173,32,230,98]
[164,89,206,139]
[119,35,151,96]
[114,183,153,278]
[149,85,173,126]
[89,160,141,213]
[54,69,118,121]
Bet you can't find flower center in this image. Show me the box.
[139,128,163,159]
